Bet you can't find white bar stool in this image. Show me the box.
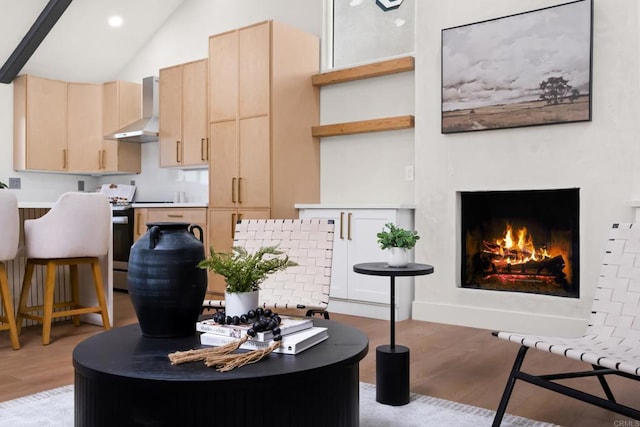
[0,191,20,350]
[16,192,112,345]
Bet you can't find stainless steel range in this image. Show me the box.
[101,184,136,291]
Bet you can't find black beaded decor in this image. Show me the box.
[212,307,283,341]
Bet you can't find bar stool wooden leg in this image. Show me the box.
[90,259,111,331]
[16,260,35,335]
[0,263,20,350]
[41,261,57,346]
[70,264,81,327]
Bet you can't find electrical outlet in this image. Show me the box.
[130,180,136,186]
[77,180,85,191]
[405,165,414,181]
[8,177,20,189]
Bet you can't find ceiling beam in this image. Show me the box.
[0,0,73,84]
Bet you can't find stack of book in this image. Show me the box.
[197,315,328,355]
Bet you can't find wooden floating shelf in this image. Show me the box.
[311,115,414,138]
[311,56,415,87]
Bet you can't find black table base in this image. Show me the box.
[376,344,410,405]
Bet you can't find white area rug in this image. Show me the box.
[0,383,557,427]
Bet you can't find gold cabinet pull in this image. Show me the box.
[167,214,184,218]
[136,213,143,235]
[231,212,236,238]
[347,212,352,240]
[176,141,181,163]
[98,150,102,169]
[62,149,67,169]
[101,149,107,169]
[339,212,344,240]
[231,178,237,203]
[237,177,242,204]
[201,138,207,161]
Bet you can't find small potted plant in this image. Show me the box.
[376,223,420,267]
[0,181,7,189]
[198,246,296,316]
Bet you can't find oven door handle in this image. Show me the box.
[112,216,129,224]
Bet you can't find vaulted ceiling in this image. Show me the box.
[0,0,185,84]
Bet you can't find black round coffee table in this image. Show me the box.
[73,319,368,427]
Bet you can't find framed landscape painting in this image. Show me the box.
[441,0,592,134]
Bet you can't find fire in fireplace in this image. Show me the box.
[460,188,579,298]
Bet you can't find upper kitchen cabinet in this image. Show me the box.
[102,81,142,173]
[67,83,103,172]
[208,20,320,219]
[159,59,208,168]
[14,75,68,171]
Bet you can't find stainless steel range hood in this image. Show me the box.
[104,76,159,143]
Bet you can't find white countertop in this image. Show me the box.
[18,202,56,209]
[132,202,208,208]
[18,202,209,209]
[295,203,416,210]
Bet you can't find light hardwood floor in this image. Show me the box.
[0,291,636,426]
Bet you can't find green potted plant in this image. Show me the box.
[198,246,296,316]
[0,181,7,189]
[376,222,420,267]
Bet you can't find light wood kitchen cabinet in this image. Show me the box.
[159,59,208,168]
[208,20,320,220]
[207,208,270,294]
[133,208,149,241]
[102,80,142,173]
[13,75,68,171]
[67,83,103,172]
[297,206,415,321]
[135,206,208,247]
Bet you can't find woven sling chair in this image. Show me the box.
[203,218,335,319]
[492,223,640,425]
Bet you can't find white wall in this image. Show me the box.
[410,0,640,336]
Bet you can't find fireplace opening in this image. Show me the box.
[460,188,579,298]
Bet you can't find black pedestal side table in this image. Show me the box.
[353,262,434,406]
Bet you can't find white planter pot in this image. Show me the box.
[224,290,259,318]
[388,247,409,267]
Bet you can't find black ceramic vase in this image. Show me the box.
[128,222,207,337]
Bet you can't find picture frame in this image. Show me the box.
[441,0,593,134]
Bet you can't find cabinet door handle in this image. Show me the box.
[231,213,237,238]
[237,177,242,204]
[347,212,352,241]
[176,141,181,163]
[62,149,67,169]
[201,138,207,161]
[101,149,107,169]
[339,212,344,240]
[167,214,184,218]
[136,213,143,236]
[231,178,237,203]
[98,150,102,169]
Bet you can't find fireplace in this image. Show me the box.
[460,188,579,298]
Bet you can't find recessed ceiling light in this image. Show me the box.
[394,18,406,27]
[108,16,123,27]
[349,0,363,6]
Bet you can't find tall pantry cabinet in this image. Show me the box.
[206,20,320,293]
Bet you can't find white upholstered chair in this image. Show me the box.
[16,192,111,345]
[0,191,20,350]
[493,223,640,425]
[203,219,335,318]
